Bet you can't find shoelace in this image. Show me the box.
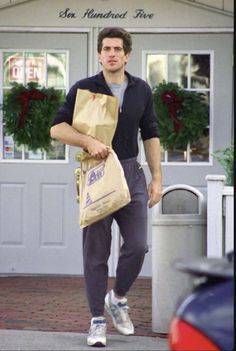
[90,320,106,335]
[93,324,106,335]
[111,302,130,323]
[91,320,106,334]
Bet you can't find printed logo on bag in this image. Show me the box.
[86,193,92,207]
[87,163,105,186]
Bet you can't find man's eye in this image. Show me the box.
[102,47,123,52]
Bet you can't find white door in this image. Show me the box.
[126,32,233,276]
[0,32,88,275]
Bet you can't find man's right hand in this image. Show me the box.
[86,136,109,160]
[50,123,109,160]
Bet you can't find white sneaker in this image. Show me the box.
[87,317,107,347]
[105,290,134,336]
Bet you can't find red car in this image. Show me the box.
[168,252,234,351]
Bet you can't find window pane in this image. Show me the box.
[190,129,209,162]
[160,145,165,162]
[46,140,66,160]
[143,51,211,164]
[1,50,68,162]
[191,54,210,89]
[202,91,210,126]
[25,52,45,85]
[3,52,24,85]
[146,54,167,88]
[47,53,66,88]
[3,135,23,159]
[2,89,23,159]
[168,148,187,162]
[25,147,44,160]
[168,54,188,88]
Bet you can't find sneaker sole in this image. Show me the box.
[87,338,106,347]
[87,341,106,347]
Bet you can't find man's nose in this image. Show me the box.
[109,48,116,55]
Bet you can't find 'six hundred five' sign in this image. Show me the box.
[59,8,154,20]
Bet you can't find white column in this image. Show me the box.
[223,186,234,254]
[205,175,226,257]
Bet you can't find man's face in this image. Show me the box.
[98,37,130,73]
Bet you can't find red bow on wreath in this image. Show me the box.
[161,90,184,133]
[17,88,58,128]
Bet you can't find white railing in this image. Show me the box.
[206,175,234,257]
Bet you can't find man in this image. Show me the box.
[50,27,162,347]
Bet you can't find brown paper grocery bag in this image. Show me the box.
[72,88,131,227]
[78,149,131,228]
[72,89,119,147]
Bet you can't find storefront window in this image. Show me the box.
[191,54,210,89]
[47,53,66,88]
[1,50,68,162]
[25,52,45,85]
[168,54,188,88]
[146,54,167,87]
[3,52,24,85]
[144,51,211,164]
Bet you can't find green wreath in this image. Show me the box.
[2,82,63,152]
[152,81,209,150]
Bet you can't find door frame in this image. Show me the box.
[0,25,233,277]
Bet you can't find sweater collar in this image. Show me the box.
[96,71,135,88]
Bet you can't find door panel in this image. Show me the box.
[0,33,88,274]
[127,33,233,276]
[0,32,233,277]
[129,33,233,185]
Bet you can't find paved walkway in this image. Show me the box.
[0,276,169,350]
[0,329,169,350]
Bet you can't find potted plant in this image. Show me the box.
[212,143,234,186]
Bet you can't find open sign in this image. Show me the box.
[9,57,45,83]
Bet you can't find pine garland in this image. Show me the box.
[2,82,63,152]
[152,81,209,150]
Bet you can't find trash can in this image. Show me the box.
[152,184,207,334]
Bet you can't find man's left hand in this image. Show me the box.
[147,179,162,208]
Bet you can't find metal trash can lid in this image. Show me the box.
[152,184,206,222]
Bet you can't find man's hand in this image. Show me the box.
[86,136,109,159]
[143,137,162,208]
[147,178,162,208]
[50,123,109,160]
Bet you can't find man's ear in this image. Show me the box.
[125,53,131,64]
[98,53,102,64]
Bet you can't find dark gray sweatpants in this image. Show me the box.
[82,157,149,317]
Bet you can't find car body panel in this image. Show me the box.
[175,280,234,350]
[169,253,234,351]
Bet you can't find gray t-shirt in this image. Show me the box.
[108,80,128,110]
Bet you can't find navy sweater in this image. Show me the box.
[51,71,159,160]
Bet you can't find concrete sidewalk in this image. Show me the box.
[0,329,169,350]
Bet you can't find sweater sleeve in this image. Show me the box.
[139,82,159,140]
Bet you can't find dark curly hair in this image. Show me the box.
[97,27,132,55]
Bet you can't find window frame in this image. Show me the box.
[0,48,70,164]
[141,49,214,166]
